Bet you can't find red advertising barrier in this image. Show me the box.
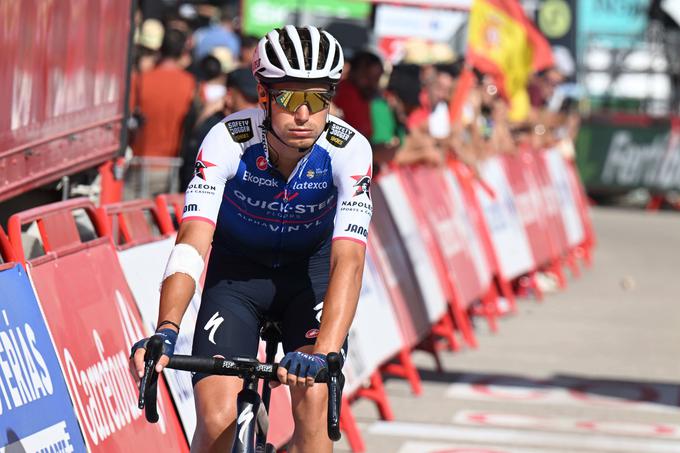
[447,159,517,312]
[533,151,571,287]
[155,193,185,235]
[7,198,189,452]
[502,151,554,269]
[395,165,478,347]
[98,199,170,249]
[0,225,15,270]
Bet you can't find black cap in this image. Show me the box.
[227,67,259,103]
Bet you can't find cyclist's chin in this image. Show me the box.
[284,136,318,149]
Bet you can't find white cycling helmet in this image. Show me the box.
[252,25,344,85]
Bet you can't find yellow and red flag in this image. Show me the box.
[464,0,553,122]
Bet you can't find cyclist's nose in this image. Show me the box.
[294,104,310,123]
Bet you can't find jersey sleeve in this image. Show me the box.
[183,121,240,226]
[331,134,374,245]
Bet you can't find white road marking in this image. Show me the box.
[397,441,579,453]
[368,421,680,453]
[445,378,680,413]
[453,410,680,439]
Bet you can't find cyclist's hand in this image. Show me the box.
[277,351,327,387]
[129,328,179,380]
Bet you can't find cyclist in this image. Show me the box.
[131,25,372,453]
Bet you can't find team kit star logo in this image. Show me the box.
[351,165,372,199]
[194,149,216,180]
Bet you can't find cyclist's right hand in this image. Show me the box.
[130,328,178,379]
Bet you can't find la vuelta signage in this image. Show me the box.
[0,264,87,453]
[27,240,188,451]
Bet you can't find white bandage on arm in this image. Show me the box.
[162,243,205,292]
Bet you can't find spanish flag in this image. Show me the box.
[465,0,553,122]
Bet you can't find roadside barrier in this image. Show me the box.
[6,198,188,452]
[0,226,88,453]
[0,150,594,452]
[98,199,199,439]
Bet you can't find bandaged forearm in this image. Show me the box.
[162,243,205,292]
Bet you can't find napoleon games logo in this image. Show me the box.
[351,165,372,199]
[194,149,216,180]
[256,155,268,171]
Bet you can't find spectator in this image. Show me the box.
[179,67,258,190]
[386,64,443,167]
[130,28,196,159]
[239,34,259,68]
[192,5,240,62]
[334,49,400,165]
[225,67,259,113]
[134,19,164,73]
[194,47,236,125]
[333,50,384,140]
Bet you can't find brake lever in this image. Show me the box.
[138,336,162,423]
[326,352,343,441]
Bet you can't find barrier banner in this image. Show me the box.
[344,249,403,394]
[28,240,188,452]
[502,152,554,267]
[543,149,585,248]
[477,157,534,279]
[376,172,448,322]
[441,167,492,292]
[403,165,488,305]
[117,237,199,438]
[533,151,570,257]
[0,264,87,453]
[370,184,430,346]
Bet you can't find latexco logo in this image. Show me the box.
[291,180,328,190]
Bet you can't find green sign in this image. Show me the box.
[242,0,371,37]
[576,117,680,193]
[577,0,649,50]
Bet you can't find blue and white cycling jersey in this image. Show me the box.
[183,108,373,267]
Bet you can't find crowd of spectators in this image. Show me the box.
[125,3,581,198]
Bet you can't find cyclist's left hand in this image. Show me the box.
[276,351,327,387]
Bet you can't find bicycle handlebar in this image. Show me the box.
[138,336,344,441]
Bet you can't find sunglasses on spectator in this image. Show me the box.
[269,89,333,114]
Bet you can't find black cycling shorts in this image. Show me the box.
[192,239,348,385]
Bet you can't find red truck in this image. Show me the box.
[0,0,133,213]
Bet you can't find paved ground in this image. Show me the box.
[336,207,680,453]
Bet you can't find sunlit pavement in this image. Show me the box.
[337,207,680,453]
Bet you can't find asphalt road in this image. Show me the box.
[337,207,680,453]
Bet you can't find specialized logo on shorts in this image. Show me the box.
[194,148,216,180]
[256,155,268,171]
[325,122,355,148]
[226,118,254,143]
[305,329,320,339]
[204,312,224,345]
[351,165,372,199]
[314,301,323,323]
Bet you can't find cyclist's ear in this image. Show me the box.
[257,84,268,110]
